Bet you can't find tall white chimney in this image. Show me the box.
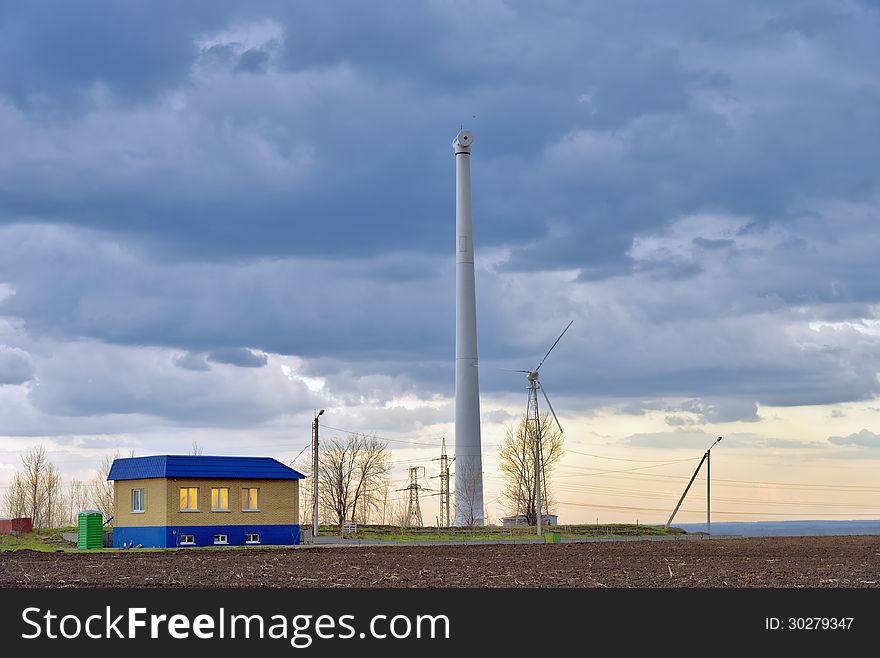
[453,129,484,525]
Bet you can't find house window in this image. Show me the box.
[211,487,230,511]
[131,488,145,513]
[245,533,260,544]
[213,534,228,545]
[179,487,199,511]
[180,534,195,546]
[241,487,260,512]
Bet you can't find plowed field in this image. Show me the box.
[2,536,877,588]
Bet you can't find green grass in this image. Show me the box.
[0,527,77,552]
[324,523,686,542]
[0,523,686,552]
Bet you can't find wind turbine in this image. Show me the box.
[512,320,573,536]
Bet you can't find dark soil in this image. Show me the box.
[1,536,877,588]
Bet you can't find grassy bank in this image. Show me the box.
[322,523,686,541]
[0,527,76,552]
[1,523,686,552]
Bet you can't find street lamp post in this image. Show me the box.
[312,409,324,539]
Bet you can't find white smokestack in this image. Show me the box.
[453,129,484,526]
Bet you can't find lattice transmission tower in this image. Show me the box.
[439,438,451,528]
[399,467,426,528]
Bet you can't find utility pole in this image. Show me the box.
[707,444,711,535]
[439,438,450,528]
[665,436,721,531]
[312,409,324,538]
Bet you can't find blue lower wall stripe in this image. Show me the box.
[113,524,300,548]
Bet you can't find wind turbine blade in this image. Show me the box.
[535,320,573,371]
[539,384,564,434]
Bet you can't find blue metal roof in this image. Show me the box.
[107,455,306,481]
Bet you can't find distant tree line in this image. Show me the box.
[4,412,562,532]
[3,446,123,528]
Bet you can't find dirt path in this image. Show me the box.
[1,535,877,588]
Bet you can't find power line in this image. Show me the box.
[557,499,880,517]
[385,456,441,466]
[701,475,880,491]
[565,469,880,492]
[309,426,880,490]
[523,459,880,492]
[288,441,312,464]
[564,449,700,464]
[553,460,699,478]
[319,424,446,448]
[551,482,880,510]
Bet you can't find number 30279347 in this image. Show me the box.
[765,617,853,631]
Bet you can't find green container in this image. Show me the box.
[543,530,561,544]
[77,510,104,549]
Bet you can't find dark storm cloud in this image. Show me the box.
[4,207,879,416]
[174,352,212,372]
[235,48,272,74]
[207,348,268,368]
[0,1,879,429]
[0,346,34,385]
[0,1,222,107]
[24,340,314,425]
[0,224,452,363]
[0,1,876,266]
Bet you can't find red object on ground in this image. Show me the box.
[0,517,33,534]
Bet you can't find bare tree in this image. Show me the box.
[498,412,564,525]
[354,481,380,525]
[63,478,91,526]
[387,495,409,528]
[289,451,314,529]
[22,446,49,527]
[190,440,204,456]
[318,433,389,529]
[454,459,484,527]
[375,478,389,526]
[90,452,118,524]
[88,448,136,525]
[351,436,389,524]
[3,471,27,519]
[41,462,63,529]
[3,446,65,528]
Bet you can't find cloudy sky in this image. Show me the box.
[1,0,879,525]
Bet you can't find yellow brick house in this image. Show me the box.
[108,455,305,548]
